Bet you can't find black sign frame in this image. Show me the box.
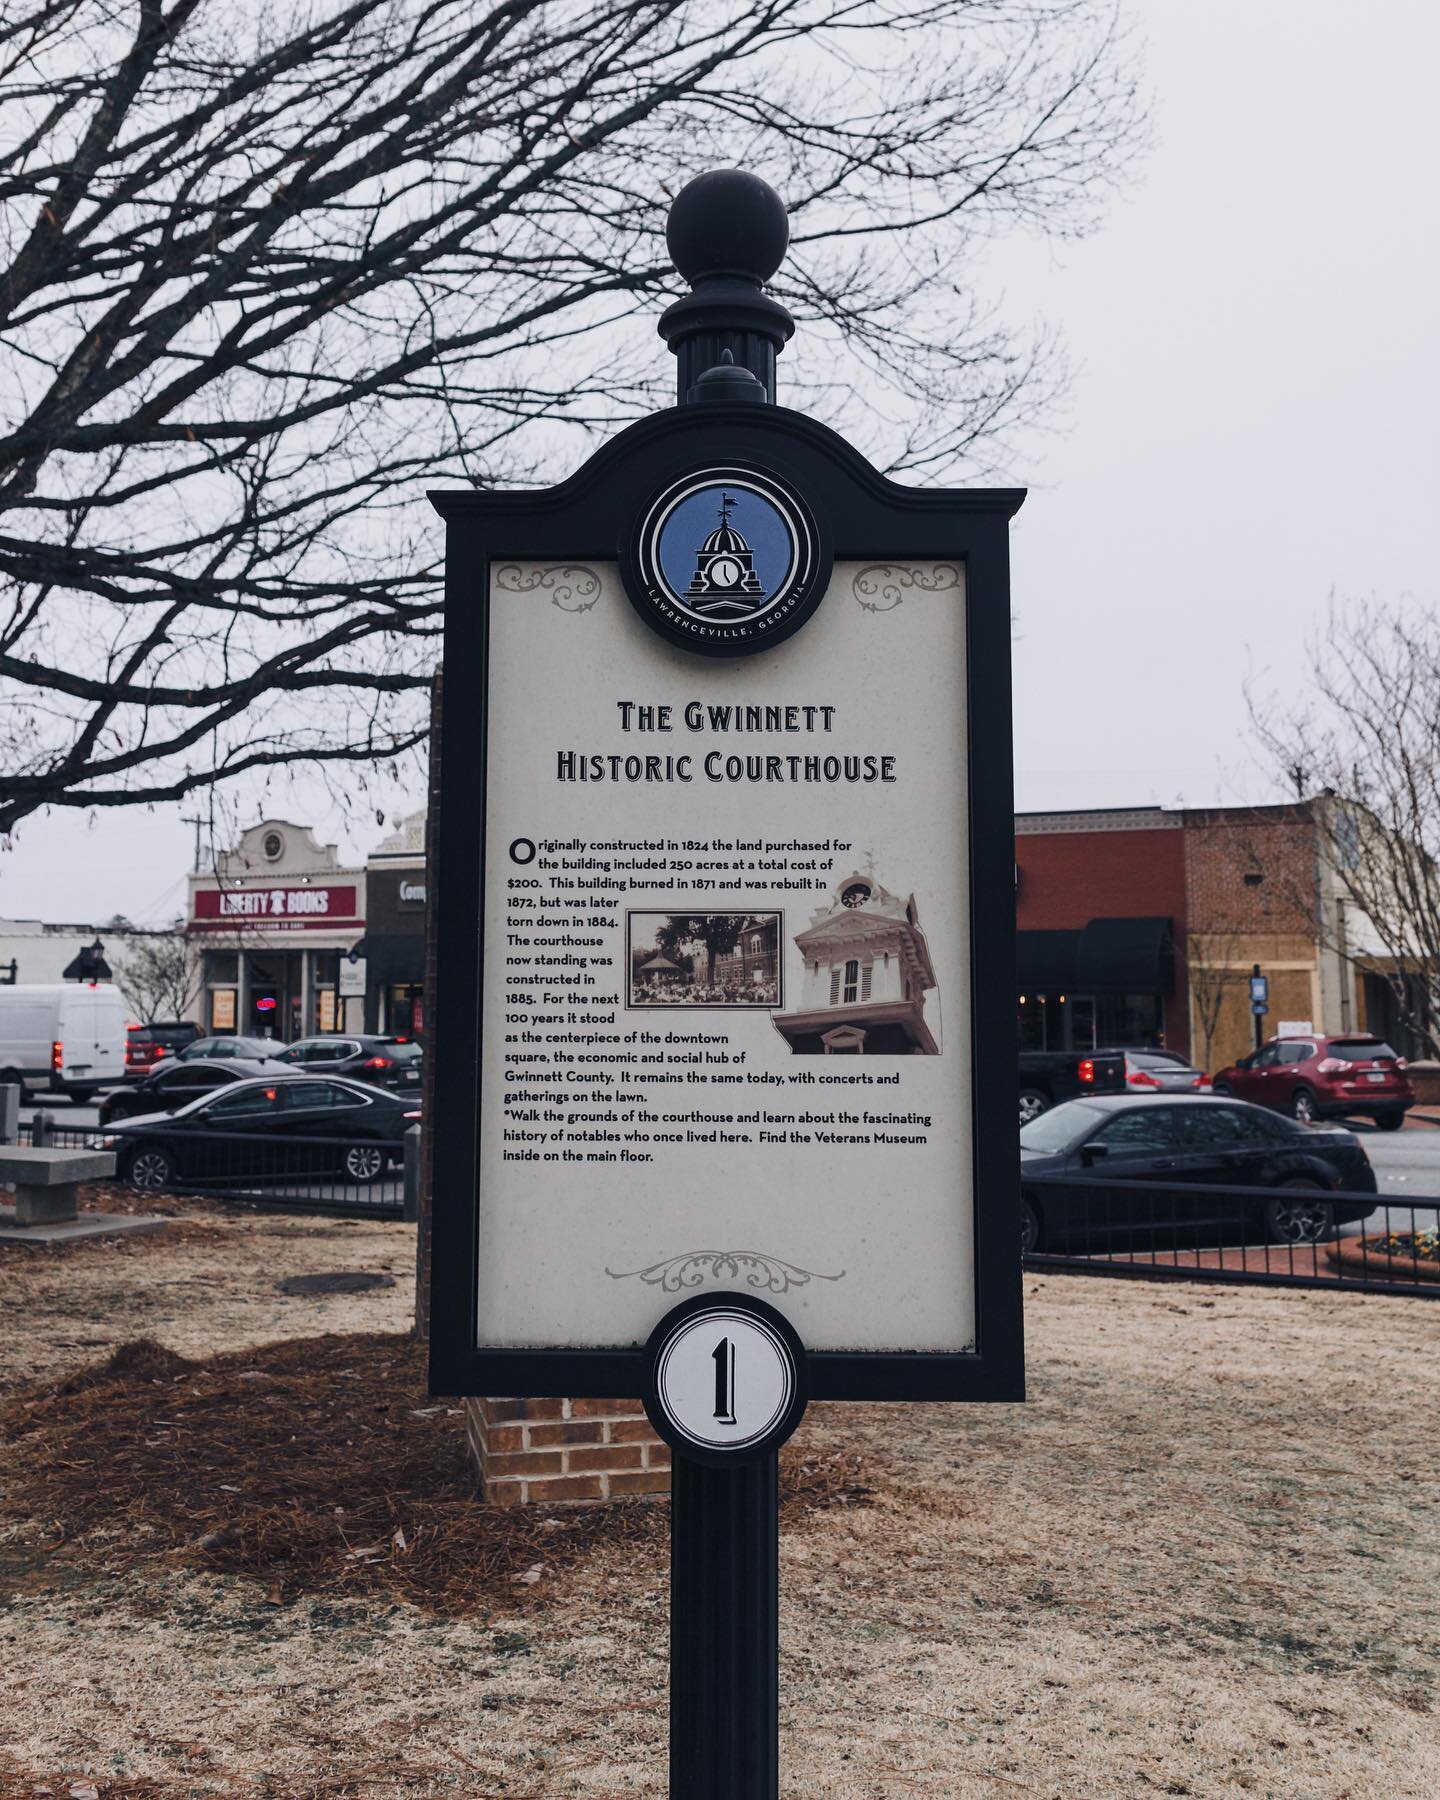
[428,399,1025,1405]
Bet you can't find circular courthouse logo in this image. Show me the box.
[623,464,824,656]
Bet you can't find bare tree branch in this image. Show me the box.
[0,0,1145,833]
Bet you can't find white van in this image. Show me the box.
[0,984,128,1100]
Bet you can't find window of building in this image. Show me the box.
[203,950,239,984]
[843,959,859,1004]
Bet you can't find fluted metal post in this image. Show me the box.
[669,1449,780,1797]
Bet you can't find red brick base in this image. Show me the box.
[465,1396,671,1505]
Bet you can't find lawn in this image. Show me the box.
[1,1198,1436,1796]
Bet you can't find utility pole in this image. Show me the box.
[181,814,206,873]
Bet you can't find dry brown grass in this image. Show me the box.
[1,1208,1437,1796]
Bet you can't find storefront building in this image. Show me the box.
[186,821,366,1040]
[358,811,427,1037]
[1016,808,1189,1056]
[1016,801,1377,1072]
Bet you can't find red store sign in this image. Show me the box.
[190,884,360,932]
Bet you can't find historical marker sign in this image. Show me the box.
[428,175,1024,1409]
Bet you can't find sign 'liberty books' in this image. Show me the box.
[427,402,1025,1403]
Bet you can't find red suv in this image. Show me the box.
[1213,1034,1413,1130]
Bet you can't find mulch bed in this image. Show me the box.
[0,1331,871,1615]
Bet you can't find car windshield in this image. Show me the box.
[384,1043,423,1063]
[1020,1102,1104,1153]
[1131,1051,1195,1071]
[1331,1039,1399,1060]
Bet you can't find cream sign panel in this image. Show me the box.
[477,560,973,1354]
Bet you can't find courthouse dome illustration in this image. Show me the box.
[683,492,766,612]
[771,869,939,1055]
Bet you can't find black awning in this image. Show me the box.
[1016,930,1079,991]
[1075,916,1173,993]
[352,932,424,987]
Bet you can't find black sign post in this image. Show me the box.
[1251,963,1269,1051]
[426,168,1026,1791]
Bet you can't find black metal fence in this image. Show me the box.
[1023,1173,1440,1298]
[17,1114,408,1216]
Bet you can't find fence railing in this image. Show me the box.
[1023,1172,1440,1297]
[17,1116,406,1216]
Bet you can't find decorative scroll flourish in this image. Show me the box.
[605,1250,846,1296]
[852,562,961,613]
[494,563,601,613]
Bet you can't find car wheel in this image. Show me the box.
[1263,1182,1334,1245]
[1020,1197,1042,1256]
[1210,1082,1231,1096]
[1289,1087,1319,1125]
[1018,1089,1050,1128]
[125,1146,176,1193]
[342,1144,385,1183]
[1375,1110,1406,1132]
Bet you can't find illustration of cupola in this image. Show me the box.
[683,492,766,614]
[772,868,939,1055]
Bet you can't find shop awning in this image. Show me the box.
[1017,918,1174,994]
[1075,917,1174,993]
[1016,930,1078,991]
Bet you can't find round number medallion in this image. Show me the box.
[644,1292,807,1462]
[622,463,826,657]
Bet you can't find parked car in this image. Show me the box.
[1018,1048,1126,1127]
[270,1034,423,1093]
[1212,1034,1414,1129]
[162,1034,288,1064]
[125,1019,202,1077]
[1107,1048,1207,1094]
[99,1057,281,1125]
[1018,1094,1378,1251]
[0,982,127,1101]
[96,1075,421,1190]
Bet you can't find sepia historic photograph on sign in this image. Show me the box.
[628,911,782,1008]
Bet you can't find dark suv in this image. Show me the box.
[125,1020,202,1078]
[271,1035,422,1093]
[1213,1035,1414,1130]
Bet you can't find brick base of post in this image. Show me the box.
[465,1396,671,1505]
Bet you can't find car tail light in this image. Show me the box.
[403,1110,422,1120]
[1316,1057,1351,1073]
[1127,1069,1161,1088]
[51,1040,64,1072]
[1397,1057,1408,1071]
[1077,1058,1095,1084]
[363,1055,394,1069]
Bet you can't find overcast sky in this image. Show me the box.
[1,0,1432,925]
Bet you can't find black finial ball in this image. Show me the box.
[666,170,789,287]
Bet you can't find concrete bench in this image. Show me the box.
[0,1148,117,1226]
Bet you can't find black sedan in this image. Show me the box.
[99,1057,279,1126]
[1019,1095,1377,1252]
[270,1034,423,1093]
[95,1075,420,1191]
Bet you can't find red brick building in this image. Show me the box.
[1015,801,1370,1071]
[1016,807,1191,1055]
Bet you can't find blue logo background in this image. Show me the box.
[656,484,795,609]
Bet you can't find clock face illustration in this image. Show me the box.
[622,462,825,656]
